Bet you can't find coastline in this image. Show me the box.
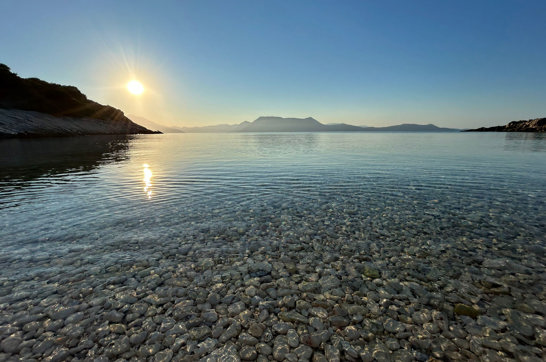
[0,109,160,138]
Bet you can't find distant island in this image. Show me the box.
[465,118,546,132]
[179,116,459,133]
[0,64,158,137]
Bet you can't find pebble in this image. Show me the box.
[0,184,544,362]
[272,342,289,361]
[248,323,264,338]
[1,336,22,354]
[239,345,258,360]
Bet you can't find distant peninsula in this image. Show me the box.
[180,116,459,133]
[0,64,159,137]
[465,118,546,132]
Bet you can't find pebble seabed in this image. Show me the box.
[0,211,545,361]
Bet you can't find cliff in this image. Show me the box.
[465,118,546,132]
[0,64,159,137]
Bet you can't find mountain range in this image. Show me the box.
[148,116,459,133]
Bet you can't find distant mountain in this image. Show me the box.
[127,115,184,133]
[360,123,458,132]
[181,116,459,133]
[465,118,546,132]
[0,63,159,137]
[178,123,244,133]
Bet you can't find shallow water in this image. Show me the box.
[1,133,545,260]
[0,132,545,360]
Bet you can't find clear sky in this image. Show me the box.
[1,0,545,128]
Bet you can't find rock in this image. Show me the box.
[248,323,264,338]
[324,344,340,361]
[299,281,320,293]
[189,325,211,341]
[256,342,272,355]
[466,118,546,132]
[109,324,127,334]
[273,342,290,361]
[477,315,507,331]
[384,318,405,333]
[219,322,241,343]
[239,333,259,346]
[309,307,328,319]
[287,329,299,348]
[309,317,325,331]
[385,338,400,350]
[154,348,173,362]
[505,309,535,338]
[279,311,308,324]
[1,336,22,354]
[249,262,272,276]
[228,301,246,316]
[329,316,349,327]
[272,322,293,334]
[240,345,258,360]
[203,310,219,324]
[294,344,313,359]
[319,275,341,291]
[195,338,217,356]
[343,325,360,340]
[300,333,321,348]
[412,310,431,324]
[104,336,130,357]
[454,304,481,318]
[105,310,124,323]
[130,331,148,345]
[32,337,55,354]
[50,348,70,362]
[363,266,380,279]
[208,342,240,361]
[312,352,328,362]
[49,305,78,320]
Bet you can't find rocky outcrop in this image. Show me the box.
[0,64,159,137]
[0,109,156,137]
[465,118,546,132]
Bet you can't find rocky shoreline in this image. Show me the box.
[0,228,544,361]
[465,118,546,132]
[0,109,158,138]
[0,64,159,137]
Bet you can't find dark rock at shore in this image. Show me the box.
[465,118,546,132]
[0,64,160,137]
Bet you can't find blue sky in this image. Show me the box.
[1,0,545,127]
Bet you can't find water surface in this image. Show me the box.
[1,132,545,359]
[1,133,545,266]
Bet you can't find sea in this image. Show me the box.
[1,132,545,271]
[1,132,545,359]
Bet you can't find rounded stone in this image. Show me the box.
[1,336,22,354]
[240,345,258,360]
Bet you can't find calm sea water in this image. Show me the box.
[0,133,545,278]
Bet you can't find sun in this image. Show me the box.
[126,80,144,95]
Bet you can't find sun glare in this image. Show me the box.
[127,80,144,95]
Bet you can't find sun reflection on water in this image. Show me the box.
[143,163,153,199]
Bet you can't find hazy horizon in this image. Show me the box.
[1,0,545,128]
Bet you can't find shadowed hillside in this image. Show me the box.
[0,64,159,137]
[465,118,546,132]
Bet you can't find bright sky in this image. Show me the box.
[1,0,545,128]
